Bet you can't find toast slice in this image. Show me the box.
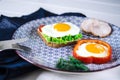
[37,28,79,48]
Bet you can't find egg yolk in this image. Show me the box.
[86,43,105,54]
[54,23,70,32]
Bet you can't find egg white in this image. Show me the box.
[76,42,108,57]
[41,22,80,37]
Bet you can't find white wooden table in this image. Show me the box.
[0,0,120,80]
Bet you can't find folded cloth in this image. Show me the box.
[0,8,86,80]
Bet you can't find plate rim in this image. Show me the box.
[15,50,120,73]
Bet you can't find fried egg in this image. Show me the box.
[41,22,80,37]
[76,42,108,57]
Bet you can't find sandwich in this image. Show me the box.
[37,22,82,48]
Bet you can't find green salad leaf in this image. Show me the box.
[56,56,89,71]
[42,33,82,44]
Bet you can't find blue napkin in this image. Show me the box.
[0,8,86,80]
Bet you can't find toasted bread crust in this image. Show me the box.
[37,29,77,48]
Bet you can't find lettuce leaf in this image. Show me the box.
[42,33,82,44]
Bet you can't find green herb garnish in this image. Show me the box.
[56,56,89,71]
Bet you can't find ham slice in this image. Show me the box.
[81,18,112,37]
[81,19,93,33]
[91,21,112,37]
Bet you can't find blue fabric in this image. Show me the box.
[0,8,86,80]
